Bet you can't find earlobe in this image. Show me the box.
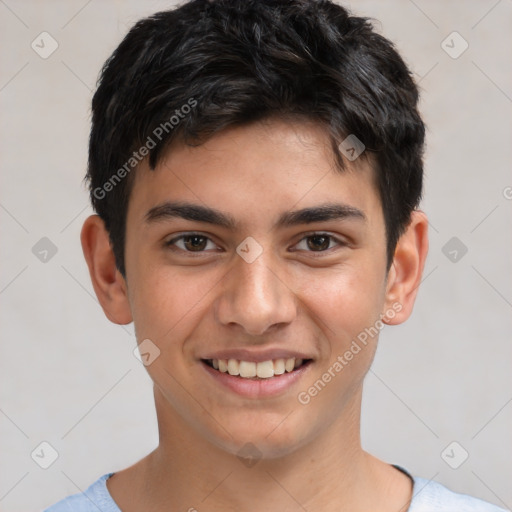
[382,210,429,325]
[80,215,133,325]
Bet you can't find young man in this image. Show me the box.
[44,0,506,510]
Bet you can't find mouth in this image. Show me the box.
[201,357,313,380]
[200,356,313,399]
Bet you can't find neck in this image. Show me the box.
[117,385,411,512]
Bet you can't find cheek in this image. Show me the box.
[128,262,221,343]
[298,263,387,344]
[294,269,384,420]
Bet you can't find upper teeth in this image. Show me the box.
[212,358,303,379]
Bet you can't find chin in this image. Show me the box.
[206,416,314,461]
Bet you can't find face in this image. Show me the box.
[122,118,396,458]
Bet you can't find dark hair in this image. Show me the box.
[87,0,425,277]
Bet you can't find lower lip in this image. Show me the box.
[201,360,312,399]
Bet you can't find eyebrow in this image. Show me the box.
[144,201,366,229]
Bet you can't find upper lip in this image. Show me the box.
[200,348,313,363]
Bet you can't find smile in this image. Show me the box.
[200,357,313,399]
[203,357,311,379]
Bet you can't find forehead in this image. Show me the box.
[127,118,382,229]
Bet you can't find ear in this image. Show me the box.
[382,210,429,325]
[80,215,133,325]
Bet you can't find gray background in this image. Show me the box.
[1,0,511,510]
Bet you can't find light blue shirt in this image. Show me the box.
[43,469,508,511]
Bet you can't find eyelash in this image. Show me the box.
[164,232,347,255]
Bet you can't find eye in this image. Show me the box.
[294,233,345,252]
[165,233,218,252]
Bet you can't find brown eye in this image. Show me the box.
[183,235,208,251]
[165,233,217,253]
[306,235,331,251]
[292,233,346,254]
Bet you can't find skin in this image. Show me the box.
[81,118,428,512]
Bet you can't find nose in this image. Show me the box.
[214,250,297,336]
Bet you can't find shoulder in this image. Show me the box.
[42,473,120,512]
[409,475,508,512]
